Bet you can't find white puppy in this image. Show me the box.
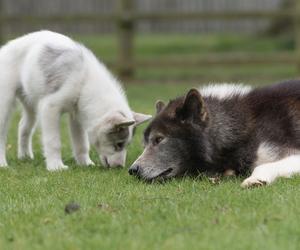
[0,30,151,171]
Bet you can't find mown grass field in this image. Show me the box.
[1,34,300,250]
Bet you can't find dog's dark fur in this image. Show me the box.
[129,80,300,183]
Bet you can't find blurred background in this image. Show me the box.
[1,0,299,84]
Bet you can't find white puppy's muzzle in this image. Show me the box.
[102,151,127,168]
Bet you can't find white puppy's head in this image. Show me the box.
[88,111,151,168]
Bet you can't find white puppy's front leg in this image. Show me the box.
[69,115,94,166]
[18,103,36,159]
[40,99,68,171]
[241,155,300,188]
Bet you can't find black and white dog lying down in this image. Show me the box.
[129,80,300,187]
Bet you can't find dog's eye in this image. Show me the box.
[115,142,125,151]
[116,127,124,133]
[153,136,164,146]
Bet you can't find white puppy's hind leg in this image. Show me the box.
[0,87,16,167]
[69,115,94,166]
[18,103,36,159]
[241,155,300,188]
[40,98,68,171]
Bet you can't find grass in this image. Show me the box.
[1,33,300,249]
[1,82,300,250]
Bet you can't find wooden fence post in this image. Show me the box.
[295,0,300,71]
[0,0,4,45]
[117,0,135,79]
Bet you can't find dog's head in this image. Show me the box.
[88,111,151,168]
[129,89,211,181]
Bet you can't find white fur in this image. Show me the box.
[241,155,300,188]
[200,83,252,99]
[242,142,300,187]
[254,142,300,168]
[0,31,150,171]
[253,142,281,168]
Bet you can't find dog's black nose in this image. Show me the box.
[128,165,140,175]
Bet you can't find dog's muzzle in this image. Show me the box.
[128,164,174,181]
[128,164,140,176]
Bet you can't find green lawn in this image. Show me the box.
[1,82,300,250]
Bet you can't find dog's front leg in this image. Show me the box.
[40,99,68,171]
[69,115,94,166]
[18,103,36,160]
[241,155,300,188]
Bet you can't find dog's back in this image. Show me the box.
[200,81,300,173]
[0,31,75,69]
[247,80,300,147]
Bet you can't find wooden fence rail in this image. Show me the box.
[1,10,296,23]
[295,0,300,70]
[0,0,299,78]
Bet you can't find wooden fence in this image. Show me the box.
[119,0,300,78]
[0,0,299,78]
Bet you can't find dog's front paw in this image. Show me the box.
[18,152,34,160]
[83,159,95,166]
[47,161,69,172]
[241,176,269,188]
[0,159,8,168]
[76,156,95,166]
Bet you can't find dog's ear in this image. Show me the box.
[115,120,135,129]
[155,100,165,114]
[132,112,152,126]
[176,88,208,124]
[88,112,135,143]
[111,113,135,130]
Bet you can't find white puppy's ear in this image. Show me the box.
[115,120,135,129]
[88,112,134,144]
[111,112,135,129]
[132,112,152,126]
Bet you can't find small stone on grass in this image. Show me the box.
[65,202,80,214]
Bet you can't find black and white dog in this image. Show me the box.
[129,81,300,187]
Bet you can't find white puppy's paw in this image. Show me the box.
[18,152,34,160]
[241,176,270,188]
[0,160,8,168]
[76,156,95,166]
[83,159,95,166]
[47,161,69,172]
